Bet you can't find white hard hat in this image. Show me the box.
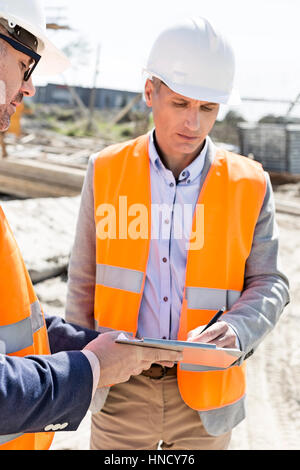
[0,0,70,76]
[144,17,240,105]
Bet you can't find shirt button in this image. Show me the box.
[162,257,167,263]
[169,182,174,187]
[163,296,168,302]
[182,171,186,177]
[187,179,191,184]
[162,336,167,340]
[164,219,170,224]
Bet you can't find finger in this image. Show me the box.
[187,325,207,341]
[108,330,126,339]
[131,367,145,376]
[153,349,183,363]
[141,346,180,362]
[196,322,228,343]
[157,361,175,368]
[212,334,236,349]
[131,344,144,362]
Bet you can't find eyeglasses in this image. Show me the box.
[0,32,41,81]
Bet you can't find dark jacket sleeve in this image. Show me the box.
[0,349,93,434]
[45,314,99,353]
[0,315,99,435]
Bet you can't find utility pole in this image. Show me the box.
[286,92,300,117]
[86,44,101,133]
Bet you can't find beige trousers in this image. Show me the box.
[90,374,231,450]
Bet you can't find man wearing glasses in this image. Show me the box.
[0,0,181,451]
[0,19,38,129]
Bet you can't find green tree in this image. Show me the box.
[223,110,245,125]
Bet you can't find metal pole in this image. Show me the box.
[86,44,101,133]
[285,92,300,117]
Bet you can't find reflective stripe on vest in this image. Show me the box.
[31,300,45,332]
[95,268,241,310]
[96,264,144,293]
[0,207,54,450]
[93,134,266,411]
[0,433,23,446]
[186,287,241,311]
[0,301,44,354]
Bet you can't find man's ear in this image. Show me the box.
[144,79,153,107]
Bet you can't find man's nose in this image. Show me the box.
[20,77,36,98]
[184,108,200,131]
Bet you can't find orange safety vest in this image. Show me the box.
[93,134,266,411]
[0,207,54,450]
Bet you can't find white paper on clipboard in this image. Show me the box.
[115,333,244,370]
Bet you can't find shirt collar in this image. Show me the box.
[148,129,208,184]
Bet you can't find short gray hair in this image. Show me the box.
[151,76,165,93]
[0,18,10,56]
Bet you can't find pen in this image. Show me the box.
[199,307,226,334]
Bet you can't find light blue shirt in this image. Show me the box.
[137,131,210,340]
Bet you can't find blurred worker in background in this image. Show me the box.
[66,17,289,450]
[0,0,181,450]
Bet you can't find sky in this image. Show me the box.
[37,0,300,121]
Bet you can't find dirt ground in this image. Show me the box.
[47,198,300,451]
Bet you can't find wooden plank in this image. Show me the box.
[269,171,300,184]
[30,264,68,284]
[111,93,143,125]
[0,158,85,190]
[0,173,81,198]
[275,199,300,216]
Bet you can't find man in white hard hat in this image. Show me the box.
[0,0,181,451]
[66,18,289,449]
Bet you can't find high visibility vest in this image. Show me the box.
[93,134,266,411]
[0,207,54,450]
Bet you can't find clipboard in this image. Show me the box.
[115,335,244,371]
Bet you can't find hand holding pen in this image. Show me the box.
[199,307,226,334]
[187,306,239,349]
